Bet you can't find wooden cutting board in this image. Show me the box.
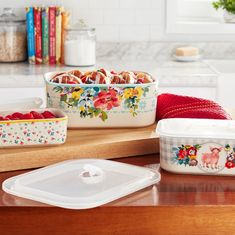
[0,124,158,172]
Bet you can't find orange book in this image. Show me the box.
[61,10,70,64]
[56,6,62,64]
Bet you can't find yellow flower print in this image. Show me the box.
[134,87,144,98]
[118,95,123,101]
[123,87,144,99]
[189,155,197,160]
[72,88,83,100]
[79,106,85,111]
[123,88,134,99]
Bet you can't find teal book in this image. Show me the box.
[25,7,35,64]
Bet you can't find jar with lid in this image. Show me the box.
[64,20,96,66]
[0,8,27,62]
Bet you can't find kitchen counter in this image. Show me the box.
[0,60,217,88]
[1,154,235,235]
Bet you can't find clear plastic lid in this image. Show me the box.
[0,8,25,24]
[2,159,160,209]
[157,118,235,139]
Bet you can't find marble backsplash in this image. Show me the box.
[96,42,235,61]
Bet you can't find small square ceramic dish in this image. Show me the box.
[44,71,158,128]
[157,118,235,176]
[2,159,161,209]
[0,108,67,147]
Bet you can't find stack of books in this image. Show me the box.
[25,6,70,65]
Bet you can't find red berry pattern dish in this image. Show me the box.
[0,109,67,147]
[0,111,56,121]
[50,69,153,85]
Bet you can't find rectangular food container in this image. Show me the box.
[0,108,67,147]
[45,71,158,128]
[157,118,235,176]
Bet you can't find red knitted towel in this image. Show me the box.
[157,93,231,120]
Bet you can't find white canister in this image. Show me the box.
[64,22,96,66]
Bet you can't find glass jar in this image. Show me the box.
[64,21,96,66]
[0,8,27,62]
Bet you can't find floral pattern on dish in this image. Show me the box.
[52,86,150,121]
[172,144,201,166]
[0,119,67,147]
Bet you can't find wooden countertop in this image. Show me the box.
[1,154,235,235]
[0,124,158,172]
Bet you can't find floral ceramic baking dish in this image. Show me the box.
[0,108,67,147]
[45,71,158,128]
[157,118,235,176]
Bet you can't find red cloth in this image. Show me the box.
[157,93,231,120]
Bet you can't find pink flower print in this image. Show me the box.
[94,88,121,111]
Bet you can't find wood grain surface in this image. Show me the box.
[0,124,158,172]
[1,154,235,235]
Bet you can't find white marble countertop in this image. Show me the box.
[0,59,217,88]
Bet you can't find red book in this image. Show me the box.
[34,7,42,64]
[49,6,56,64]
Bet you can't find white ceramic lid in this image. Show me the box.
[157,118,235,139]
[2,159,160,209]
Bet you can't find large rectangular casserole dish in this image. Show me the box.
[45,71,158,128]
[157,118,235,176]
[0,108,67,147]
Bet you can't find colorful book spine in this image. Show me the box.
[56,7,62,64]
[25,7,35,64]
[61,10,70,65]
[49,6,56,65]
[34,7,42,64]
[42,7,49,64]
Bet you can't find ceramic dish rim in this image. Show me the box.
[0,108,68,125]
[44,71,158,88]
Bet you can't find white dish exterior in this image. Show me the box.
[0,108,67,147]
[157,118,235,176]
[44,71,158,128]
[2,159,161,209]
[173,54,201,62]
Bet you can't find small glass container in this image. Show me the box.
[0,8,27,62]
[64,20,96,66]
